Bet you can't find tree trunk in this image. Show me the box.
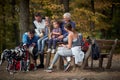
[19,0,29,41]
[63,0,69,12]
[1,2,6,51]
[11,0,19,45]
[91,0,95,14]
[58,0,63,4]
[112,3,120,39]
[90,0,95,34]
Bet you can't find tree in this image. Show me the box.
[90,0,95,36]
[11,0,19,45]
[19,0,30,41]
[0,0,6,51]
[63,0,69,12]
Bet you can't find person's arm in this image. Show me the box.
[52,28,62,35]
[66,34,72,49]
[35,29,41,36]
[71,22,76,29]
[33,21,41,35]
[62,34,72,49]
[63,33,68,38]
[44,27,48,37]
[22,33,28,45]
[52,32,61,35]
[31,35,39,47]
[33,21,37,29]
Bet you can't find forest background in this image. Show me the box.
[0,0,120,53]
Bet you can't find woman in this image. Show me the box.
[45,22,82,72]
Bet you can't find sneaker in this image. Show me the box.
[46,49,51,53]
[37,64,44,68]
[34,67,37,71]
[64,63,71,72]
[51,49,55,54]
[44,67,53,73]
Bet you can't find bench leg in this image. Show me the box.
[106,55,113,69]
[81,58,89,69]
[99,57,103,68]
[45,52,51,68]
[57,56,64,70]
[91,58,93,68]
[72,57,77,71]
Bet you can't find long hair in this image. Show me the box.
[64,22,72,31]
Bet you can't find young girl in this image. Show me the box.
[46,20,62,54]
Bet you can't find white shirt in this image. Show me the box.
[33,19,45,36]
[71,46,84,64]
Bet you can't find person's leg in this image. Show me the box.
[38,38,48,67]
[33,47,38,70]
[49,48,72,69]
[52,38,59,49]
[51,39,58,53]
[37,38,43,52]
[39,53,44,68]
[47,38,53,52]
[41,37,48,53]
[48,38,53,49]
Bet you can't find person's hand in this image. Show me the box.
[23,45,28,51]
[61,44,65,47]
[59,44,64,47]
[52,35,55,38]
[59,44,62,47]
[31,43,36,47]
[39,33,43,37]
[52,32,56,35]
[58,35,64,39]
[42,29,45,33]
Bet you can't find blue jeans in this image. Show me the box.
[41,37,48,52]
[37,36,48,53]
[48,38,61,49]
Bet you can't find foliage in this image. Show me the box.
[0,0,120,53]
[0,0,19,53]
[30,0,64,19]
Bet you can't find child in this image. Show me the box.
[37,19,51,68]
[47,20,62,54]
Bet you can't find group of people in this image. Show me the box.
[22,12,84,72]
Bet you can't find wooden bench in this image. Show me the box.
[91,39,118,69]
[45,39,119,70]
[45,41,92,70]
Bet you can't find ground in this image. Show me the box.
[0,54,120,80]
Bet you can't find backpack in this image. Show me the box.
[81,39,90,52]
[78,35,90,52]
[91,42,100,60]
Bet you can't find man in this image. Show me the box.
[33,12,45,37]
[33,12,45,68]
[22,29,39,70]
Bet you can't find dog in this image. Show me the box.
[0,47,28,73]
[0,49,14,66]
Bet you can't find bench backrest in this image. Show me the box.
[95,39,118,55]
